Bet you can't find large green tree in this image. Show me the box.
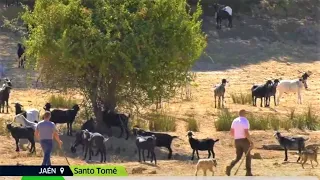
[22,0,206,124]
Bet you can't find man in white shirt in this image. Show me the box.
[226,109,253,176]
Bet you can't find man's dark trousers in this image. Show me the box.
[226,138,252,176]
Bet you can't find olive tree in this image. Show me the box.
[21,0,206,125]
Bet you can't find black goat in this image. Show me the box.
[17,43,26,68]
[81,118,96,132]
[213,3,233,29]
[0,79,12,113]
[70,130,98,156]
[43,103,80,136]
[102,110,130,140]
[136,135,157,165]
[251,80,273,107]
[6,123,35,153]
[266,79,280,107]
[274,131,309,162]
[82,129,108,163]
[132,126,178,159]
[187,131,219,160]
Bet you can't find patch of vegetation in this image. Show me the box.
[147,112,176,132]
[48,95,78,109]
[186,117,200,132]
[130,117,149,130]
[215,109,236,131]
[230,92,252,105]
[0,117,11,136]
[215,107,320,131]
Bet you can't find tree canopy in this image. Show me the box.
[21,0,207,121]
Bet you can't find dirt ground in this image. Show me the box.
[0,4,320,179]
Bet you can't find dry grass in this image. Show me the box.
[48,94,78,109]
[230,92,252,105]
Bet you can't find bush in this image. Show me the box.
[147,112,176,132]
[215,107,320,131]
[48,95,78,109]
[186,117,200,132]
[230,92,252,105]
[215,109,236,131]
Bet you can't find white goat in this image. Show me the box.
[195,158,217,176]
[15,114,38,130]
[25,109,40,123]
[276,78,308,105]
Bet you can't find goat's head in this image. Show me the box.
[221,79,228,85]
[273,131,281,139]
[17,43,22,48]
[82,129,91,140]
[265,80,273,86]
[211,159,218,167]
[301,71,311,80]
[72,104,80,112]
[187,131,194,138]
[4,78,12,87]
[299,78,308,89]
[273,79,280,85]
[14,102,23,109]
[6,123,13,131]
[43,103,51,111]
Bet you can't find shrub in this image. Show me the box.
[186,117,200,132]
[230,92,252,105]
[48,94,78,109]
[215,109,236,131]
[147,112,176,132]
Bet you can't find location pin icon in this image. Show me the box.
[60,167,65,174]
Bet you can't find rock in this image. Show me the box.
[132,167,147,174]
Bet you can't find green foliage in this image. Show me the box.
[215,107,320,131]
[186,117,200,131]
[147,112,176,132]
[48,94,78,109]
[230,92,252,105]
[215,109,236,131]
[21,0,207,115]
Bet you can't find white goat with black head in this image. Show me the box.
[213,79,227,108]
[277,72,311,105]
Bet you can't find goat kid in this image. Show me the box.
[187,131,219,160]
[6,123,36,153]
[82,129,109,163]
[136,135,157,165]
[195,158,217,176]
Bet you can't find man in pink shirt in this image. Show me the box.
[226,109,253,176]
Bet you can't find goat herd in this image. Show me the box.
[213,71,312,108]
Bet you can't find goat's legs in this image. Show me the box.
[211,150,215,158]
[298,91,302,104]
[83,145,89,160]
[302,158,307,168]
[222,95,225,108]
[138,149,141,162]
[315,158,318,167]
[5,100,9,113]
[203,169,207,176]
[152,151,157,165]
[118,126,124,138]
[218,97,221,108]
[142,149,146,162]
[210,167,214,176]
[311,160,314,168]
[284,148,288,161]
[260,97,263,107]
[207,150,211,158]
[274,95,277,106]
[196,150,200,159]
[69,122,73,136]
[125,127,129,140]
[195,167,199,176]
[277,92,283,105]
[191,149,196,160]
[167,146,173,159]
[15,139,20,152]
[214,96,217,108]
[29,139,35,153]
[297,148,302,162]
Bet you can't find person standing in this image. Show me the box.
[225,109,253,176]
[35,111,63,166]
